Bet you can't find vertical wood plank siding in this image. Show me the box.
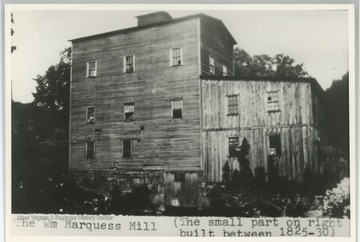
[164,171,199,207]
[70,19,201,171]
[201,79,319,182]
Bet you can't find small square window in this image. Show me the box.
[85,141,95,159]
[171,99,183,119]
[124,55,135,73]
[170,48,182,66]
[209,56,215,75]
[124,103,135,122]
[86,107,95,124]
[228,137,239,158]
[227,95,239,115]
[267,92,280,111]
[269,135,281,155]
[123,140,132,158]
[87,61,97,77]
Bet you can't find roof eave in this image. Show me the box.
[200,75,323,92]
[69,13,203,43]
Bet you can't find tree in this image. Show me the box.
[233,48,254,76]
[252,54,274,77]
[234,47,309,78]
[12,101,39,173]
[273,54,308,78]
[33,47,70,111]
[32,47,71,141]
[323,73,349,153]
[12,47,71,182]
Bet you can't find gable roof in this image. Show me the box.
[69,13,237,45]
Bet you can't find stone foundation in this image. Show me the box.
[70,169,205,208]
[70,169,165,205]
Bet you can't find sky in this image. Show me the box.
[10,7,349,103]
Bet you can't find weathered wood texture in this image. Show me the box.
[202,127,320,182]
[70,14,236,174]
[200,17,235,76]
[164,171,199,207]
[70,18,202,171]
[202,79,314,128]
[201,79,321,182]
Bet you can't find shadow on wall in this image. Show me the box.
[221,137,349,194]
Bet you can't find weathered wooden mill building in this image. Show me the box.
[69,11,325,207]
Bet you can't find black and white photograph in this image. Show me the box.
[6,4,355,239]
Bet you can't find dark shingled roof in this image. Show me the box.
[69,13,237,45]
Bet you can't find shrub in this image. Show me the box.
[222,160,231,183]
[254,167,266,189]
[322,189,350,218]
[207,185,229,214]
[267,155,279,184]
[237,138,254,188]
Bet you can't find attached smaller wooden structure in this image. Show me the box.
[200,76,324,183]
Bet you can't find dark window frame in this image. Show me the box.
[269,134,281,156]
[227,95,239,115]
[222,65,227,76]
[267,91,280,112]
[85,141,95,159]
[123,139,132,158]
[124,102,135,122]
[86,107,95,124]
[171,98,183,119]
[209,56,215,75]
[87,61,97,77]
[174,172,185,182]
[124,55,135,73]
[228,136,239,158]
[170,47,182,66]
